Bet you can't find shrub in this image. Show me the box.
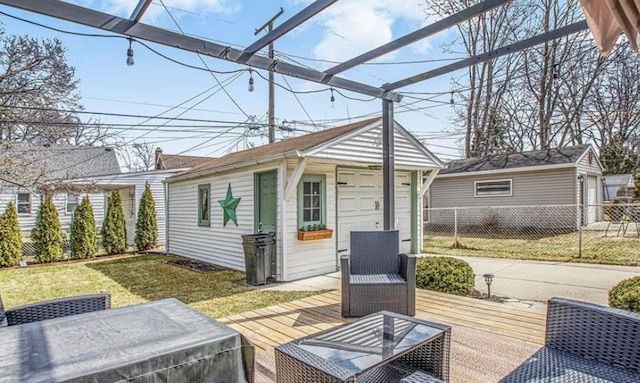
[609,276,640,313]
[416,256,475,296]
[0,201,22,266]
[31,194,64,263]
[101,190,127,255]
[70,196,98,259]
[135,185,158,251]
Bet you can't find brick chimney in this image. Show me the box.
[155,147,163,170]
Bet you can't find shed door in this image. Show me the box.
[587,176,597,224]
[337,169,412,257]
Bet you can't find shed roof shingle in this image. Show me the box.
[440,145,591,175]
[157,153,212,170]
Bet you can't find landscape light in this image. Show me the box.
[483,273,494,299]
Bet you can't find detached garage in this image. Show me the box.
[165,117,443,281]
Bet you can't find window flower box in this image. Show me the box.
[297,229,333,241]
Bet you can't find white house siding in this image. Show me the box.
[0,188,105,236]
[282,161,337,281]
[167,163,280,272]
[429,168,577,230]
[576,149,603,224]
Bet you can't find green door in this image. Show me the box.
[256,171,277,234]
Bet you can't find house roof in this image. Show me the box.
[156,153,212,170]
[171,118,380,180]
[0,142,120,182]
[604,174,633,187]
[440,145,593,175]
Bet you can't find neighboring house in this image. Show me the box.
[429,145,604,228]
[602,174,635,201]
[0,143,120,235]
[77,149,212,246]
[165,118,444,281]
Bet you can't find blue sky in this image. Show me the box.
[0,1,466,161]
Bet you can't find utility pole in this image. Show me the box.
[255,8,284,144]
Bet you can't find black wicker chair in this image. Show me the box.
[0,292,111,327]
[500,297,640,382]
[341,230,416,317]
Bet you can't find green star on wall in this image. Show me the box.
[218,183,241,227]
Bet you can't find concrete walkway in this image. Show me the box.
[263,256,640,305]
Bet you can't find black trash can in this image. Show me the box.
[241,233,276,286]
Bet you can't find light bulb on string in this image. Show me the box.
[248,70,255,92]
[330,88,335,107]
[450,91,454,105]
[126,38,134,66]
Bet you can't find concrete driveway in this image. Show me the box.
[457,256,640,305]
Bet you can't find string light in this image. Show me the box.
[450,91,454,105]
[330,88,335,107]
[553,63,560,84]
[248,70,254,92]
[126,37,134,66]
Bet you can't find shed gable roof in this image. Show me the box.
[440,145,593,175]
[157,153,212,170]
[170,118,443,182]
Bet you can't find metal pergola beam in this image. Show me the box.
[129,0,153,23]
[384,20,590,90]
[325,0,513,76]
[0,0,402,102]
[245,0,337,54]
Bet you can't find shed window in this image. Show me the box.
[66,193,79,214]
[198,184,210,227]
[474,179,512,197]
[16,192,31,214]
[297,175,326,229]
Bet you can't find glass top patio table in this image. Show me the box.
[275,311,450,382]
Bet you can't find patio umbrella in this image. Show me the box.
[580,0,640,55]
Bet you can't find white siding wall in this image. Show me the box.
[282,161,337,281]
[576,148,604,223]
[0,188,105,236]
[167,163,280,272]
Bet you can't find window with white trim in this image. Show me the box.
[16,192,31,214]
[66,193,79,214]
[474,179,512,197]
[297,175,326,229]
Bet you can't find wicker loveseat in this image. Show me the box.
[500,297,640,382]
[340,230,416,317]
[0,293,111,327]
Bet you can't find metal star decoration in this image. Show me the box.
[218,183,241,227]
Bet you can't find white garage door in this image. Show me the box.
[337,169,412,256]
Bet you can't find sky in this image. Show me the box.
[0,1,470,162]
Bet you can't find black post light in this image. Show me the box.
[483,273,494,299]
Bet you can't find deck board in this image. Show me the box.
[221,289,547,382]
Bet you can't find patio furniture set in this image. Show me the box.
[2,230,640,382]
[604,204,640,236]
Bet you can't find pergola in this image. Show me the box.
[1,0,614,231]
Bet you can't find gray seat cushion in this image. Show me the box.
[350,274,406,284]
[499,347,640,382]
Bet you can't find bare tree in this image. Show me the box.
[119,142,156,172]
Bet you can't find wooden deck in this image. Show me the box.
[219,289,547,382]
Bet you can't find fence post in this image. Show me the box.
[454,207,458,246]
[578,204,583,258]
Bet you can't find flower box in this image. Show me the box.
[297,229,333,241]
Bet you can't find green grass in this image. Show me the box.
[424,231,640,266]
[0,254,324,318]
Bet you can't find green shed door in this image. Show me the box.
[256,171,277,234]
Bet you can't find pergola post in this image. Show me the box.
[382,99,395,231]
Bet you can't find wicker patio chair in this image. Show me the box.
[0,292,111,327]
[500,297,640,382]
[341,230,416,317]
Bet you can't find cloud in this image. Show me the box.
[311,1,431,63]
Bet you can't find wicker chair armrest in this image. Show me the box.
[399,254,417,281]
[6,293,111,326]
[546,297,640,372]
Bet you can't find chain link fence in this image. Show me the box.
[423,204,640,264]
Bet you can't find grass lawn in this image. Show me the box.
[0,254,323,318]
[424,231,640,266]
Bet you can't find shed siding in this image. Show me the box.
[311,127,439,168]
[431,168,576,208]
[283,161,337,281]
[167,163,280,272]
[575,148,603,222]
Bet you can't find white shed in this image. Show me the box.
[165,118,444,281]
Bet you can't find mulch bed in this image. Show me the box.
[168,258,227,273]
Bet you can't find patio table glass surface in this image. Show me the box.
[276,310,449,382]
[0,298,254,383]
